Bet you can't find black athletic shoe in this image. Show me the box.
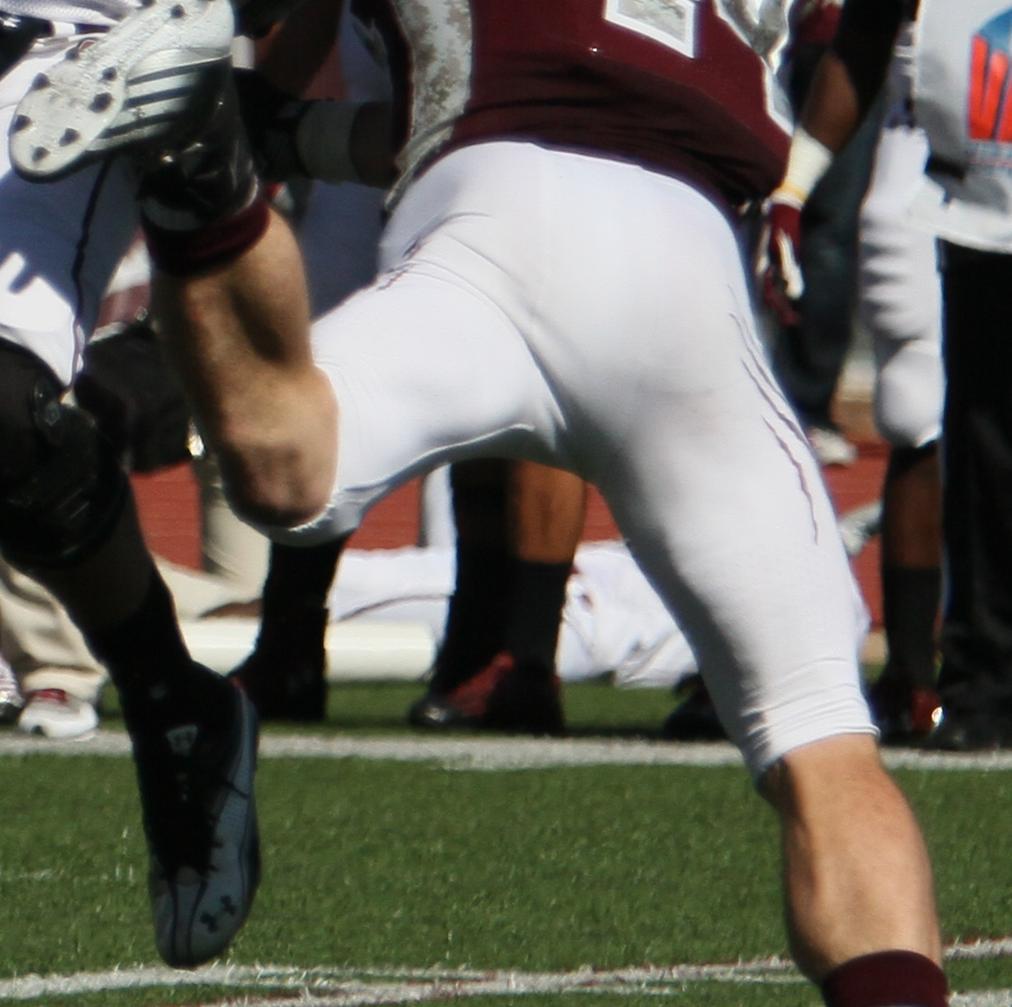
[408,651,565,735]
[660,675,727,741]
[128,679,260,967]
[231,606,328,722]
[925,708,1012,751]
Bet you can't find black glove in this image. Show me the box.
[76,317,192,473]
[233,67,311,182]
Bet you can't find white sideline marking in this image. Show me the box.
[1,731,1011,771]
[1,940,1009,1004]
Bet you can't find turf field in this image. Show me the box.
[0,680,1009,1007]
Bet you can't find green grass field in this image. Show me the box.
[0,681,1009,1006]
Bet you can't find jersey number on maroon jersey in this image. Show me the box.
[604,0,792,130]
[603,0,699,59]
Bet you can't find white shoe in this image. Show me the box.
[806,424,858,467]
[0,659,24,725]
[837,500,883,558]
[17,689,99,740]
[9,0,234,180]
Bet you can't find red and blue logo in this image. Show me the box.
[969,9,1012,140]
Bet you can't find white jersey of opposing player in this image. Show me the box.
[912,0,1012,252]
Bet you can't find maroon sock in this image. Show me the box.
[822,951,947,1007]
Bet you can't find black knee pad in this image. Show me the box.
[0,343,128,569]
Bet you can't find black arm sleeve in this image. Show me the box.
[831,0,907,111]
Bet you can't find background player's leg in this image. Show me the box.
[231,537,345,721]
[933,243,1012,750]
[871,442,942,740]
[409,460,584,733]
[859,119,945,743]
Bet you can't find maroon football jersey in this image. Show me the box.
[355,0,796,211]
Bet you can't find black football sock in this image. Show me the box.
[881,566,941,691]
[84,573,230,726]
[501,558,571,672]
[249,539,345,666]
[260,539,345,623]
[430,545,512,692]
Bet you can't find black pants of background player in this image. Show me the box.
[768,43,884,432]
[934,241,1012,749]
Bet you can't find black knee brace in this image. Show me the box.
[0,343,128,569]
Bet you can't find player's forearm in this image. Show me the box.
[800,0,905,155]
[774,0,905,207]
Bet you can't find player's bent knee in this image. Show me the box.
[759,732,883,807]
[874,344,943,448]
[0,342,128,570]
[730,659,877,784]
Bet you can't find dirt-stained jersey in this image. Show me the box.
[354,0,797,211]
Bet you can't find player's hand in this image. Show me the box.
[757,197,804,328]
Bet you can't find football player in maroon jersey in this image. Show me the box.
[11,1,947,1001]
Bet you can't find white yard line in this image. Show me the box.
[201,985,1012,1007]
[1,731,1011,771]
[1,940,1009,1003]
[2,729,1007,1005]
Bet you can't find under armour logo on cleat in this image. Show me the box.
[166,724,198,755]
[199,896,239,933]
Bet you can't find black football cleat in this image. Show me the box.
[231,606,328,722]
[408,651,565,735]
[128,676,260,967]
[925,708,1012,752]
[660,674,727,741]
